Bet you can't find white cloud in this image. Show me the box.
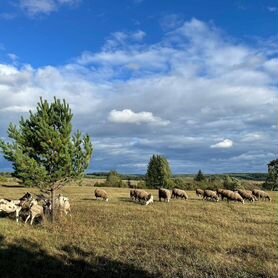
[160,14,183,31]
[0,18,277,173]
[19,0,80,16]
[131,30,146,41]
[108,109,169,126]
[210,139,233,149]
[0,105,33,113]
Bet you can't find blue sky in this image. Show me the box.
[0,0,277,174]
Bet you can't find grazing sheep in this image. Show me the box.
[158,188,171,202]
[171,188,188,200]
[226,192,244,204]
[237,189,255,202]
[217,189,234,201]
[135,190,154,205]
[25,200,44,225]
[195,188,204,198]
[203,190,219,202]
[94,188,109,202]
[252,189,271,201]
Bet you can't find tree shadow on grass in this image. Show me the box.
[0,235,159,278]
[1,184,25,188]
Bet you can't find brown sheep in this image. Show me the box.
[203,190,219,202]
[217,189,234,201]
[172,188,188,200]
[226,191,244,204]
[237,189,255,202]
[95,188,109,201]
[252,189,271,201]
[135,190,153,205]
[158,188,171,202]
[195,188,204,197]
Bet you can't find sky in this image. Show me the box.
[0,0,277,174]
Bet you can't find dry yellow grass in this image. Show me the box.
[0,184,277,278]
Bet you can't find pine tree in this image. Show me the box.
[0,97,93,221]
[264,159,278,190]
[146,155,172,188]
[194,170,206,181]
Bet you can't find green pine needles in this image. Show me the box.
[146,154,172,188]
[0,97,93,189]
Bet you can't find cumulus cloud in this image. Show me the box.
[0,18,277,173]
[108,109,169,126]
[210,139,234,149]
[19,0,80,16]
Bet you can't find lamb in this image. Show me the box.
[195,188,204,198]
[135,190,154,205]
[94,188,109,202]
[25,200,44,225]
[237,189,255,202]
[203,190,219,202]
[158,188,171,202]
[171,188,188,200]
[252,189,271,201]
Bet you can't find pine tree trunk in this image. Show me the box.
[51,188,55,223]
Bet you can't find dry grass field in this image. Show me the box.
[0,183,277,278]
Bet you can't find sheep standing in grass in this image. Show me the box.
[95,189,109,202]
[135,190,153,205]
[158,188,171,202]
[55,195,72,216]
[171,188,188,200]
[25,200,44,225]
[196,189,204,198]
[203,190,219,202]
[252,189,271,201]
[237,189,255,202]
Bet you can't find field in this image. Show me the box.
[0,184,277,278]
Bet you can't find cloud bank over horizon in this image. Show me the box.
[0,18,277,174]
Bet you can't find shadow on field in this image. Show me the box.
[1,184,25,188]
[81,198,98,201]
[118,197,134,203]
[0,235,159,278]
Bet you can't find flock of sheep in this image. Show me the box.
[0,187,272,225]
[94,187,272,205]
[0,193,71,225]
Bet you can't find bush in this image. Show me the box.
[223,175,241,190]
[105,171,123,187]
[137,180,147,189]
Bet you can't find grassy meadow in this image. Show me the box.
[0,182,277,278]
